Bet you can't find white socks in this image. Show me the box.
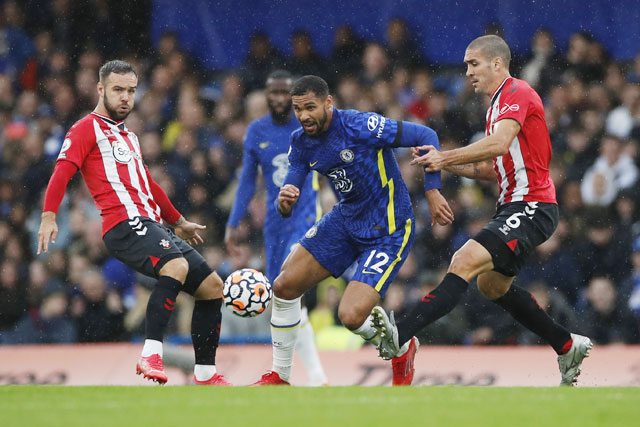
[270,295,302,382]
[141,339,163,358]
[295,306,328,386]
[194,364,217,381]
[352,315,381,346]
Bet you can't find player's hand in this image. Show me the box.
[37,211,58,255]
[425,189,454,226]
[411,145,446,172]
[278,184,300,215]
[224,225,242,257]
[174,216,206,246]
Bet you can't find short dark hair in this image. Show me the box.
[99,60,137,83]
[467,35,511,69]
[291,75,329,98]
[267,69,293,83]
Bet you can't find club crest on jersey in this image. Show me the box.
[112,141,133,163]
[159,239,172,249]
[305,226,318,239]
[340,149,354,163]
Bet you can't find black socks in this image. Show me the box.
[493,285,571,355]
[145,275,182,341]
[191,298,223,365]
[397,272,469,346]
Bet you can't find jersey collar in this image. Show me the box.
[91,112,127,130]
[490,76,512,106]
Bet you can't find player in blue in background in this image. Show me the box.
[225,70,327,386]
[252,75,454,385]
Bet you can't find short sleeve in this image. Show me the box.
[495,80,530,127]
[57,118,96,169]
[344,110,399,148]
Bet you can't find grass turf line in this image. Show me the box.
[1,386,638,427]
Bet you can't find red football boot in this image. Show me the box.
[391,337,419,386]
[194,373,233,386]
[136,354,168,384]
[251,371,291,386]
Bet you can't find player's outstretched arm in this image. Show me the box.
[37,160,78,254]
[411,119,521,171]
[443,160,497,181]
[173,216,206,246]
[277,184,300,217]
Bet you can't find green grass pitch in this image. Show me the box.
[2,386,638,427]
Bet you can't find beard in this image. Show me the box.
[103,95,131,121]
[268,102,292,124]
[303,107,327,137]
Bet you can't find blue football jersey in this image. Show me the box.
[284,108,414,239]
[227,113,319,235]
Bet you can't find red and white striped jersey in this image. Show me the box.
[57,112,161,235]
[486,77,557,205]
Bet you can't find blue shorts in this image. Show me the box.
[300,208,415,298]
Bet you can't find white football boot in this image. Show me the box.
[557,333,593,386]
[371,306,403,360]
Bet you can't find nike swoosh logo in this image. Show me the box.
[259,142,270,149]
[361,270,377,275]
[309,161,318,167]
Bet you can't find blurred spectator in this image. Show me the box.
[242,32,284,91]
[384,18,424,70]
[605,83,640,139]
[359,43,391,88]
[578,276,639,344]
[286,30,325,78]
[4,281,76,344]
[0,258,26,333]
[71,268,125,343]
[581,134,638,206]
[329,25,365,78]
[520,28,564,97]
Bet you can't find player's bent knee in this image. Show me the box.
[477,280,510,300]
[338,306,368,331]
[159,257,189,282]
[272,274,301,300]
[193,271,223,300]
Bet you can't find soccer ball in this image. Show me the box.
[222,268,272,317]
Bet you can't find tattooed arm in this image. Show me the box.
[443,160,497,181]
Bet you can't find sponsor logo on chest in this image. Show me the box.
[110,139,141,164]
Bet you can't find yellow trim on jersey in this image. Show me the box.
[377,149,396,234]
[374,219,412,292]
[312,171,322,221]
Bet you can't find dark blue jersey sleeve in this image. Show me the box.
[343,110,400,148]
[399,121,441,191]
[227,125,260,226]
[278,135,310,217]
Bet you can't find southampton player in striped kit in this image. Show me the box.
[372,35,592,386]
[251,75,454,385]
[225,70,328,385]
[37,60,231,385]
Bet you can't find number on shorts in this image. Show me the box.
[363,250,390,273]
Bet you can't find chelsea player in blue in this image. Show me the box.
[253,75,454,385]
[225,70,327,385]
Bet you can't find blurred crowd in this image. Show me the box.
[1,1,640,348]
